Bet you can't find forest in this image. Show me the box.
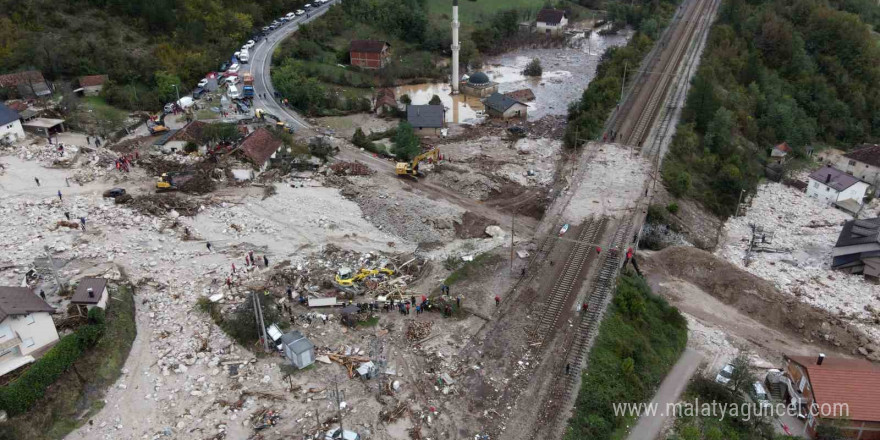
[0,0,312,109]
[662,0,880,217]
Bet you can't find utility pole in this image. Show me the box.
[620,62,628,102]
[42,245,63,291]
[252,291,270,351]
[510,209,515,276]
[735,189,746,217]
[332,378,346,434]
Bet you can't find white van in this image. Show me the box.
[227,63,240,74]
[228,85,241,99]
[239,49,249,64]
[224,75,240,86]
[284,12,295,20]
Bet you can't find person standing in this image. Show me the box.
[79,217,86,231]
[64,212,70,221]
[34,177,40,187]
[57,190,62,201]
[494,295,500,306]
[405,303,410,315]
[206,242,213,252]
[263,255,269,267]
[232,263,236,273]
[456,295,461,309]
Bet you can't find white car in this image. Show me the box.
[325,428,360,440]
[295,9,305,15]
[197,78,209,88]
[223,76,240,86]
[304,3,313,9]
[227,63,240,74]
[284,12,295,20]
[752,382,772,409]
[227,85,241,100]
[715,364,734,385]
[242,40,254,50]
[234,51,241,59]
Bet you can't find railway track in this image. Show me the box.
[532,217,634,436]
[535,217,608,342]
[613,0,712,148]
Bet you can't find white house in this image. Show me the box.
[806,165,870,213]
[281,330,315,369]
[0,287,59,377]
[0,103,25,144]
[536,9,568,34]
[70,278,109,315]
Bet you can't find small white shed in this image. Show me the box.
[281,330,315,369]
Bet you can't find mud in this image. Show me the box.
[642,247,872,356]
[454,211,498,239]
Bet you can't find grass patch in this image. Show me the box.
[565,272,688,440]
[0,285,137,440]
[356,316,380,328]
[443,253,501,286]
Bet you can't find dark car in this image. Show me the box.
[192,87,206,99]
[103,187,126,198]
[219,62,229,72]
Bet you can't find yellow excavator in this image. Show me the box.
[395,149,441,178]
[335,266,395,287]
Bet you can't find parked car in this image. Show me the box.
[295,9,305,15]
[261,26,270,32]
[324,428,360,440]
[192,87,206,99]
[751,382,772,409]
[227,63,240,74]
[163,103,175,113]
[102,187,127,198]
[227,84,241,100]
[197,78,209,88]
[284,12,295,20]
[715,364,734,385]
[224,76,240,86]
[304,3,313,9]
[234,51,241,59]
[244,40,255,49]
[219,62,229,72]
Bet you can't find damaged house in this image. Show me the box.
[237,127,283,174]
[0,287,59,377]
[832,217,880,281]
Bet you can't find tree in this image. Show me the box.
[93,106,126,138]
[154,71,182,104]
[523,58,543,77]
[728,354,755,395]
[400,94,412,105]
[428,94,442,105]
[392,121,421,161]
[203,122,241,143]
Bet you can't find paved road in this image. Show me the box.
[625,348,703,440]
[249,1,339,131]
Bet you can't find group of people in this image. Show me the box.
[222,248,271,290]
[115,152,138,172]
[86,135,103,147]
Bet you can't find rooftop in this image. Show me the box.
[169,121,208,145]
[845,144,880,168]
[834,217,880,248]
[484,92,527,113]
[0,287,55,321]
[788,355,880,422]
[71,277,108,305]
[808,165,862,192]
[239,127,283,166]
[467,72,491,85]
[349,40,389,53]
[536,9,566,25]
[406,105,444,128]
[281,330,314,354]
[0,103,19,126]
[0,70,46,88]
[22,118,65,129]
[79,75,108,88]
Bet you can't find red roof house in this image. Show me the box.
[349,40,391,70]
[238,127,283,170]
[785,354,880,439]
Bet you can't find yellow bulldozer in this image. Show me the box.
[335,266,395,287]
[395,149,441,178]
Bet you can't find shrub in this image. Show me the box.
[429,94,442,105]
[0,322,106,416]
[87,307,106,326]
[523,58,543,76]
[666,202,679,214]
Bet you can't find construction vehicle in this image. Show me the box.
[395,149,441,178]
[256,108,280,122]
[334,265,395,287]
[147,113,169,135]
[276,121,294,133]
[156,171,195,191]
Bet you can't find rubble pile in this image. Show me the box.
[718,181,880,340]
[329,161,373,176]
[405,321,433,341]
[130,194,206,217]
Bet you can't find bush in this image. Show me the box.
[522,58,543,76]
[392,121,421,161]
[218,293,283,349]
[0,321,106,416]
[428,94,442,105]
[87,307,106,326]
[666,202,679,214]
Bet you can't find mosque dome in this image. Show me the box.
[468,72,491,85]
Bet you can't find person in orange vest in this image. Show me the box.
[596,246,601,255]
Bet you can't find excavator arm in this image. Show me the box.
[396,149,441,178]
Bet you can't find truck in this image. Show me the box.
[239,48,249,64]
[243,73,254,98]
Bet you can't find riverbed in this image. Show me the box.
[395,28,633,123]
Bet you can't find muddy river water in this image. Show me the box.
[395,28,632,123]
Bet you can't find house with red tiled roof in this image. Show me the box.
[770,141,792,162]
[237,127,283,172]
[784,354,880,439]
[350,40,390,69]
[78,75,109,96]
[0,70,51,98]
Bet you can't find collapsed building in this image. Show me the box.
[832,217,880,281]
